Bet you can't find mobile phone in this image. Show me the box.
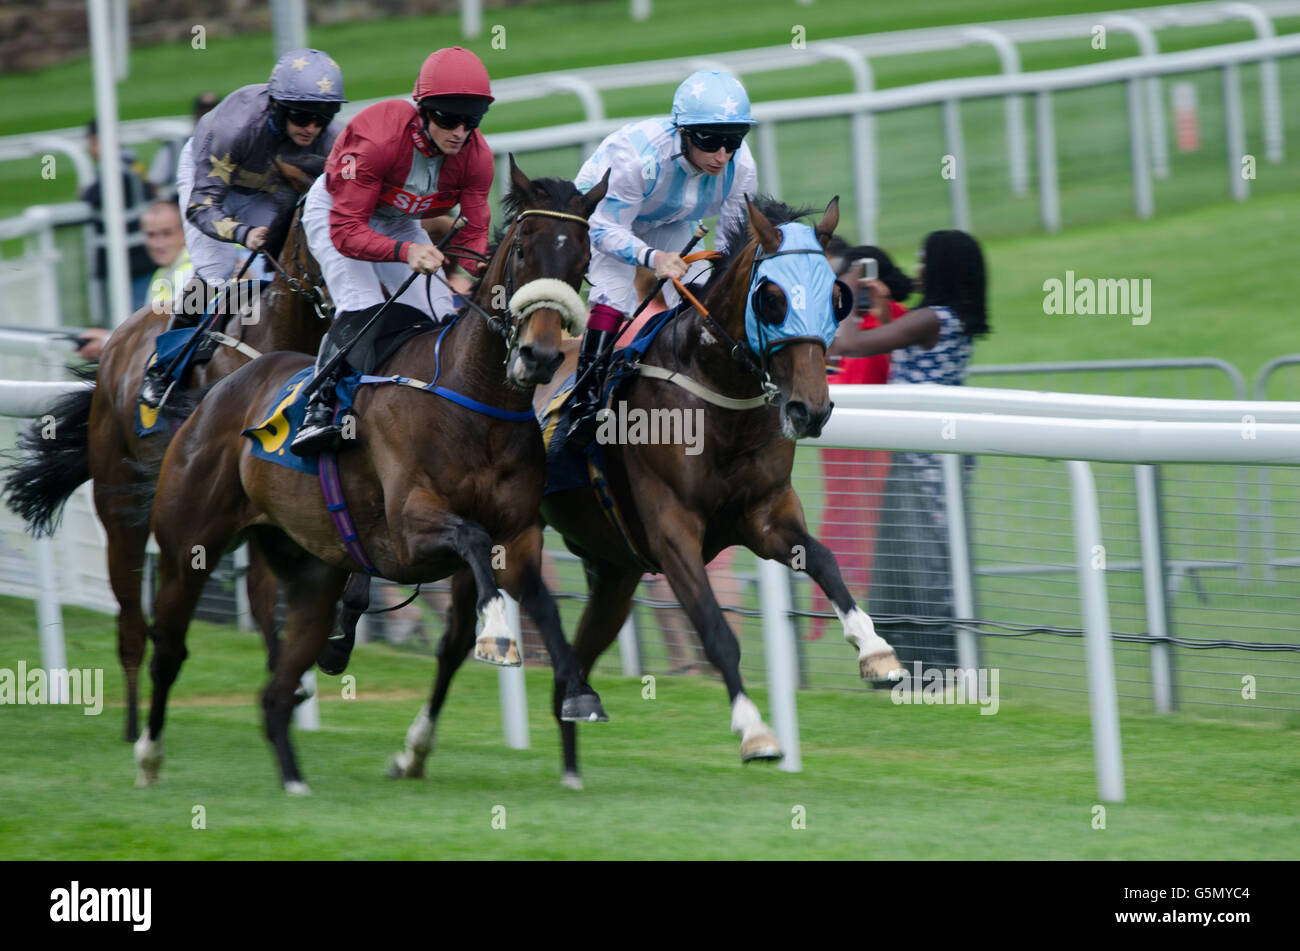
[852,257,877,312]
[854,257,879,282]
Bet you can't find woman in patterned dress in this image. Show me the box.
[828,230,990,674]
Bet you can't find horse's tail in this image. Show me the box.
[1,379,95,537]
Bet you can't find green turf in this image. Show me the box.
[0,595,1296,859]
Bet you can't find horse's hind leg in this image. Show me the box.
[648,513,782,763]
[264,557,348,794]
[388,567,476,780]
[98,500,151,743]
[744,487,903,682]
[244,541,281,672]
[554,556,642,790]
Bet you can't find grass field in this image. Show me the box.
[0,596,1296,860]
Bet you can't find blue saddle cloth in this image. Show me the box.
[241,367,361,474]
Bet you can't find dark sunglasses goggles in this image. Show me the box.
[425,108,483,131]
[282,105,338,128]
[683,127,748,153]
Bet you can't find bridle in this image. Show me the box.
[489,207,591,356]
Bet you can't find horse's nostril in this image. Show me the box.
[518,345,537,366]
[787,402,809,426]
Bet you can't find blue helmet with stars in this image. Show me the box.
[268,49,347,109]
[671,70,756,126]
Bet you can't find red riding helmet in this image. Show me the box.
[413,47,494,103]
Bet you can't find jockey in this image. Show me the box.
[291,46,495,456]
[139,48,345,409]
[564,69,759,447]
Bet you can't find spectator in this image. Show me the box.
[81,118,156,312]
[829,230,990,673]
[140,200,193,315]
[811,242,913,639]
[147,92,220,201]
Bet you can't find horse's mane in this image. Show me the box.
[487,176,585,254]
[707,195,818,289]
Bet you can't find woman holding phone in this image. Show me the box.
[828,230,991,675]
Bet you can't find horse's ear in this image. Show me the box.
[508,153,532,195]
[746,195,781,255]
[815,195,840,250]
[578,169,610,218]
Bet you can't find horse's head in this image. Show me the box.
[484,155,608,387]
[712,196,848,439]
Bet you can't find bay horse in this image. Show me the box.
[1,161,330,742]
[519,196,906,786]
[137,158,610,793]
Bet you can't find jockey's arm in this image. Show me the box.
[586,139,654,269]
[325,143,415,264]
[185,121,258,247]
[446,153,493,279]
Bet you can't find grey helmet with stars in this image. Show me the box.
[268,48,346,111]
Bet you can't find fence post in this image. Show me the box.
[1066,460,1125,803]
[1135,464,1175,713]
[942,99,972,232]
[618,612,641,679]
[1125,76,1154,219]
[759,558,801,773]
[499,594,530,749]
[1035,90,1061,232]
[941,453,978,672]
[1223,62,1249,201]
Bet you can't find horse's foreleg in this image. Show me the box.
[553,557,642,789]
[398,503,519,667]
[500,527,606,729]
[648,515,782,763]
[265,560,348,795]
[136,530,210,787]
[99,507,151,743]
[745,488,903,682]
[387,568,475,780]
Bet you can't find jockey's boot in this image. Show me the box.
[138,308,204,409]
[563,303,624,450]
[290,333,347,457]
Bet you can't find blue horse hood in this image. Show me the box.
[744,223,839,356]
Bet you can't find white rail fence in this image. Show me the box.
[4,370,1298,801]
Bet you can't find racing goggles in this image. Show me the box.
[683,125,749,154]
[283,104,339,128]
[426,108,482,131]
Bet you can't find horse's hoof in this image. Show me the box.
[473,635,521,667]
[133,732,164,786]
[560,772,584,791]
[860,649,905,682]
[317,639,353,676]
[284,780,312,796]
[385,752,424,780]
[560,692,608,723]
[740,732,784,762]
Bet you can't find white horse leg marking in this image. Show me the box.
[133,729,164,787]
[473,595,521,666]
[731,692,781,761]
[837,605,904,681]
[389,707,437,779]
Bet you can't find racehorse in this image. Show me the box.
[518,196,906,786]
[1,162,330,742]
[137,158,611,793]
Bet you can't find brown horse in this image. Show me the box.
[1,170,330,743]
[520,196,906,786]
[137,159,610,793]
